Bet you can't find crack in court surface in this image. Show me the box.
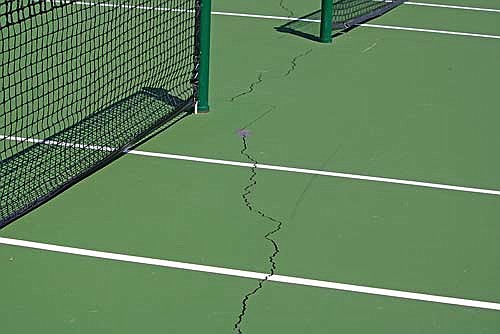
[229,73,265,102]
[233,134,284,334]
[284,49,313,77]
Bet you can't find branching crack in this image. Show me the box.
[279,0,295,17]
[233,135,283,334]
[230,73,265,102]
[284,49,313,77]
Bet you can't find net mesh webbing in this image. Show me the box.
[0,0,199,227]
[276,0,405,40]
[332,0,406,29]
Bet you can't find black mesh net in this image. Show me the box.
[0,0,199,227]
[276,0,405,41]
[332,0,405,28]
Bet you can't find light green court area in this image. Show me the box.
[1,1,499,333]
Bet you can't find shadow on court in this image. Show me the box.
[0,88,191,228]
[275,0,406,42]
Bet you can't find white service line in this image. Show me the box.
[1,236,499,311]
[2,134,500,196]
[129,150,500,196]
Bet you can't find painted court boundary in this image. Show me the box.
[2,135,500,196]
[1,237,499,311]
[130,150,500,196]
[58,1,500,41]
[0,135,500,196]
[210,12,500,40]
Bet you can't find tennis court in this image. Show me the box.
[1,0,500,332]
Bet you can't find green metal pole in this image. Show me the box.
[319,0,333,43]
[197,0,211,112]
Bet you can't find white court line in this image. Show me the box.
[64,0,500,15]
[362,23,500,39]
[211,12,500,40]
[0,135,115,152]
[0,237,499,311]
[129,150,500,196]
[2,134,500,196]
[405,2,500,13]
[54,0,500,40]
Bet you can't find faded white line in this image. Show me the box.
[2,134,499,196]
[1,237,499,311]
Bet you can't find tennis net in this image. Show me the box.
[276,0,405,42]
[0,0,200,227]
[332,0,406,29]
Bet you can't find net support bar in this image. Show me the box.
[197,0,212,112]
[320,0,334,43]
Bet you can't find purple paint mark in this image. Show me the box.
[237,129,251,138]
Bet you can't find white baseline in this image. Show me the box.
[1,237,499,311]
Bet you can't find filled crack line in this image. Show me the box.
[240,105,277,130]
[233,133,283,334]
[229,73,265,102]
[284,49,313,77]
[279,0,295,17]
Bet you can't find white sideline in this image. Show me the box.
[2,134,500,196]
[53,0,500,40]
[1,237,499,311]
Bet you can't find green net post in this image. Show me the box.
[319,0,333,43]
[197,0,211,112]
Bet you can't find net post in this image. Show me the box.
[319,0,333,43]
[197,0,211,112]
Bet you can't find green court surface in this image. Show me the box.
[1,1,500,333]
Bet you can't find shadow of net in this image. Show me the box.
[0,89,190,226]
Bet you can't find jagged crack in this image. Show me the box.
[230,73,265,102]
[231,42,314,334]
[284,49,313,77]
[233,136,283,334]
